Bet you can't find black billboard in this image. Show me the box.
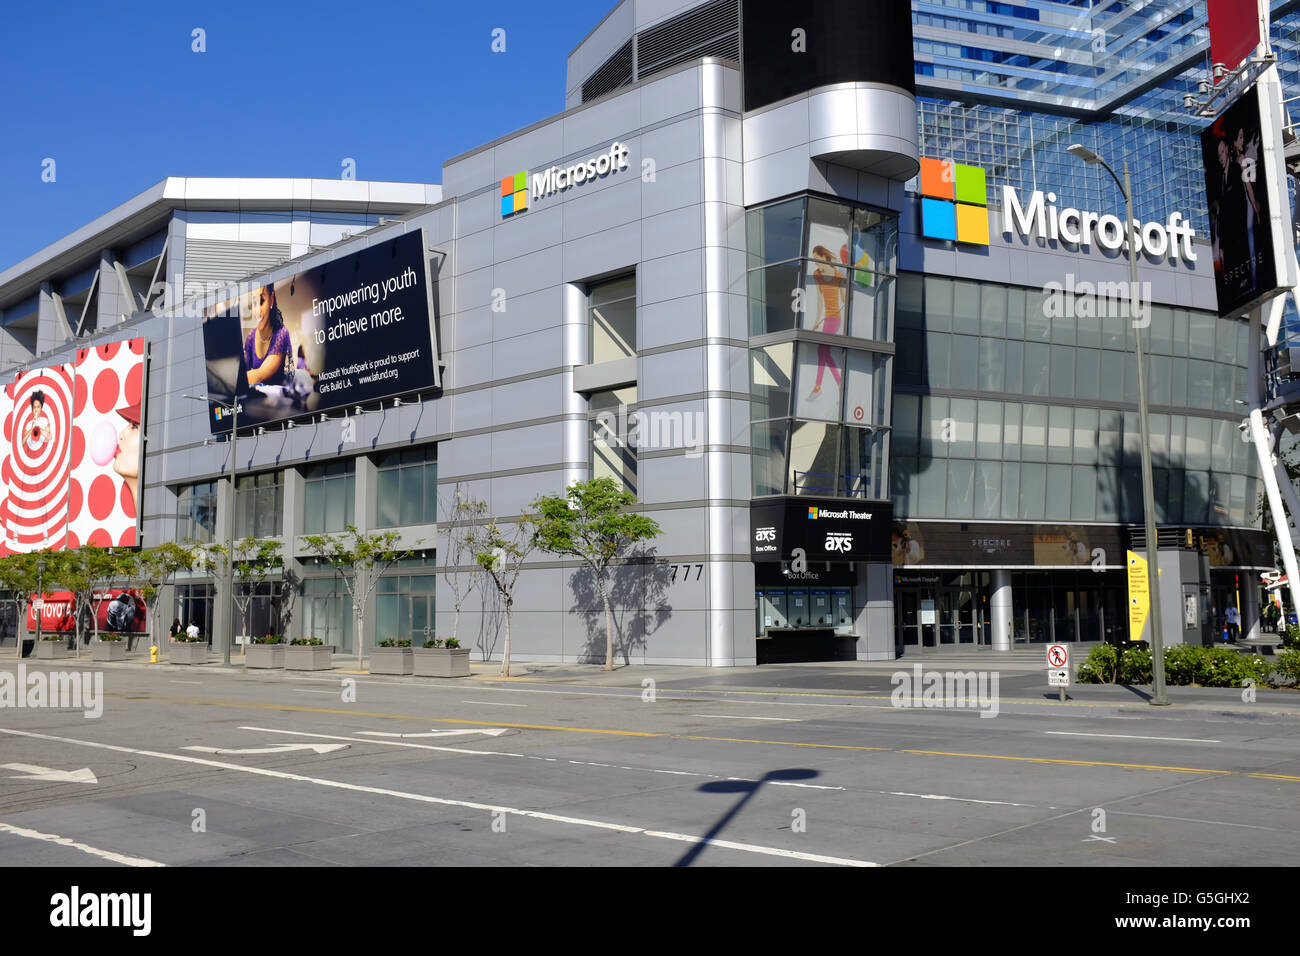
[750,496,893,563]
[740,0,915,112]
[1201,85,1280,318]
[201,230,439,433]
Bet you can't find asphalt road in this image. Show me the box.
[1,659,1298,868]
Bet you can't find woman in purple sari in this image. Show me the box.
[243,285,293,387]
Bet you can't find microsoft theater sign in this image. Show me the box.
[1001,186,1198,262]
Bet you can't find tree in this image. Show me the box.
[89,548,139,644]
[136,542,200,649]
[201,537,283,646]
[532,477,662,671]
[301,525,413,670]
[440,484,487,647]
[0,553,42,659]
[467,514,536,677]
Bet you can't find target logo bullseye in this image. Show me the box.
[1,365,74,552]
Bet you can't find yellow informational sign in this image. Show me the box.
[1126,550,1150,642]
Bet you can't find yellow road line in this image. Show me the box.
[685,735,889,752]
[898,748,1234,776]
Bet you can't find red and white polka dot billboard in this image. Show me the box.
[0,337,146,556]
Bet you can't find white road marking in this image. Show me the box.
[461,700,527,707]
[168,681,201,685]
[1111,810,1292,832]
[0,727,874,867]
[871,789,1037,808]
[1044,731,1222,743]
[2,763,98,784]
[293,689,338,696]
[182,743,348,756]
[0,821,163,867]
[357,729,510,739]
[691,714,800,722]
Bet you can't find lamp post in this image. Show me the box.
[34,558,46,653]
[1068,144,1170,705]
[186,394,237,667]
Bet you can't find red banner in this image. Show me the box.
[26,589,147,633]
[1208,0,1263,79]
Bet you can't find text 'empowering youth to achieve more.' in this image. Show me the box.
[311,266,419,344]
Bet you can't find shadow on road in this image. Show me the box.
[675,768,819,867]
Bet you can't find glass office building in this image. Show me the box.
[0,0,1282,664]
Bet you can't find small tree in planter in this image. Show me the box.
[136,542,200,652]
[373,637,414,674]
[532,477,662,671]
[413,635,471,678]
[440,484,487,649]
[245,633,285,669]
[48,546,124,657]
[301,526,414,671]
[201,537,282,656]
[467,514,536,677]
[0,553,42,659]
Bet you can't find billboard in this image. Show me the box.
[1208,0,1264,79]
[1201,85,1280,317]
[750,497,893,563]
[201,229,439,433]
[26,589,147,634]
[0,338,146,555]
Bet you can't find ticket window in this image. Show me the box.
[759,589,789,631]
[832,588,854,635]
[788,589,809,626]
[810,589,831,626]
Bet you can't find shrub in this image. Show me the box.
[1075,644,1117,684]
[1193,648,1264,688]
[252,634,283,645]
[422,638,444,649]
[1282,625,1300,650]
[1273,649,1300,686]
[290,637,323,646]
[1163,645,1203,685]
[443,637,461,649]
[99,634,124,642]
[1118,647,1152,684]
[378,639,412,648]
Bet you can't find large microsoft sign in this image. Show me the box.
[501,142,631,218]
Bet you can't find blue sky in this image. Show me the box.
[0,0,614,269]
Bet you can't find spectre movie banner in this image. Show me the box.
[201,230,439,433]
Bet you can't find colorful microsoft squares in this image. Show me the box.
[500,171,527,217]
[919,159,989,246]
[807,506,818,519]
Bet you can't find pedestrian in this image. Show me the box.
[169,617,182,639]
[1225,605,1241,643]
[186,621,200,640]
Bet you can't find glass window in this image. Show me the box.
[925,330,950,388]
[1188,311,1216,357]
[1071,465,1096,520]
[302,461,355,533]
[946,459,974,518]
[980,284,1006,338]
[892,393,920,458]
[1073,407,1099,465]
[842,350,888,426]
[752,420,789,496]
[376,574,437,646]
[1048,405,1073,463]
[1004,340,1023,394]
[952,280,980,335]
[1023,342,1049,396]
[849,272,893,340]
[1095,468,1120,521]
[923,396,950,459]
[789,420,840,495]
[1050,305,1075,346]
[851,206,898,276]
[918,457,947,517]
[235,471,283,538]
[1187,360,1215,409]
[302,576,354,652]
[924,277,953,333]
[1168,415,1186,466]
[1006,287,1025,339]
[842,426,887,498]
[1185,417,1211,470]
[1099,350,1124,397]
[751,344,794,421]
[803,255,849,334]
[589,275,636,364]
[375,446,438,528]
[1148,355,1172,406]
[1002,403,1021,460]
[589,385,637,410]
[950,334,978,391]
[1170,358,1188,408]
[1045,463,1071,520]
[1098,411,1123,467]
[948,398,976,457]
[895,328,923,387]
[974,460,1000,519]
[976,399,1002,459]
[1122,411,1141,467]
[1172,308,1189,356]
[176,481,218,544]
[593,413,636,494]
[806,197,853,272]
[746,198,804,268]
[1049,345,1075,398]
[1213,363,1234,411]
[1021,404,1047,462]
[1020,463,1046,520]
[749,262,801,335]
[1149,306,1173,354]
[1076,310,1101,349]
[1075,348,1099,401]
[1000,461,1020,520]
[1024,290,1050,341]
[896,273,923,330]
[1184,470,1210,523]
[793,342,845,421]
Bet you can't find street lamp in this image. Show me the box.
[1068,144,1170,706]
[34,558,46,655]
[185,394,237,667]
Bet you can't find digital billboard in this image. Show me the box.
[201,229,439,433]
[1201,85,1281,317]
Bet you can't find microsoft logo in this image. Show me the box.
[807,506,819,520]
[501,171,527,217]
[919,158,989,246]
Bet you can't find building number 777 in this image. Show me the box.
[668,564,703,583]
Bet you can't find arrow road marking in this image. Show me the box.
[181,743,348,756]
[355,728,510,739]
[2,763,98,784]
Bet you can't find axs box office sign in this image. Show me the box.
[751,497,893,563]
[201,230,440,433]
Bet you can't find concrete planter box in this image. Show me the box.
[245,644,285,669]
[413,647,471,678]
[285,644,332,670]
[369,646,413,675]
[169,641,209,665]
[92,641,128,662]
[35,640,67,660]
